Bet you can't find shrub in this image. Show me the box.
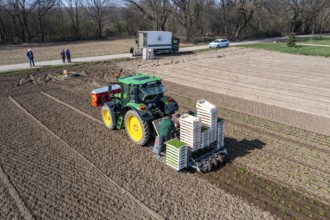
[287,32,297,47]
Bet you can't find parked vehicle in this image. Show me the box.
[137,31,180,54]
[208,39,230,48]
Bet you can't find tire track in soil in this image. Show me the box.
[40,91,103,125]
[201,163,329,220]
[0,163,34,220]
[0,178,23,220]
[15,89,276,220]
[8,95,162,220]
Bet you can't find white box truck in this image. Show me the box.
[137,31,180,55]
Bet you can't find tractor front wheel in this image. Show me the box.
[101,105,116,129]
[124,110,150,146]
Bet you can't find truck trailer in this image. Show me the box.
[137,31,180,54]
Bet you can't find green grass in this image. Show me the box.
[298,36,330,45]
[240,43,330,57]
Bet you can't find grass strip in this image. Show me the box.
[239,43,330,57]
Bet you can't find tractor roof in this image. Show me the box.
[118,74,162,85]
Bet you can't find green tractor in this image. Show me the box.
[101,73,179,145]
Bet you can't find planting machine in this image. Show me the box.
[91,73,227,172]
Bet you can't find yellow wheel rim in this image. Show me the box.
[126,115,143,142]
[102,108,112,126]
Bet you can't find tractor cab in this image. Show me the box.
[139,81,167,102]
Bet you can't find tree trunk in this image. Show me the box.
[235,24,244,39]
[38,14,45,42]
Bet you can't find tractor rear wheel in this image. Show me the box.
[101,105,116,129]
[124,110,150,146]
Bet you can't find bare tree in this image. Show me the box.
[84,0,109,38]
[172,0,206,41]
[5,0,38,42]
[35,0,56,42]
[235,0,258,39]
[123,0,171,31]
[0,0,330,43]
[64,0,82,40]
[317,7,330,33]
[0,0,7,42]
[285,0,327,33]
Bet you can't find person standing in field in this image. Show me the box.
[65,48,71,63]
[60,50,66,63]
[26,49,35,67]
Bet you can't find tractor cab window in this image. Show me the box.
[139,82,167,101]
[129,85,138,102]
[121,84,130,105]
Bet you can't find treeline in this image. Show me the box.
[0,0,330,44]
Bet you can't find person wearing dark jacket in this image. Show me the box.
[158,115,175,155]
[26,49,35,67]
[65,48,71,63]
[60,50,66,63]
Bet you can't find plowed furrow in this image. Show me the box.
[8,95,161,220]
[0,97,152,220]
[0,163,34,220]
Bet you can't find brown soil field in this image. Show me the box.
[135,47,330,135]
[1,48,330,219]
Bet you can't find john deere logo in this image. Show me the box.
[157,36,162,41]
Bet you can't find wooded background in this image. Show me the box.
[0,0,329,44]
